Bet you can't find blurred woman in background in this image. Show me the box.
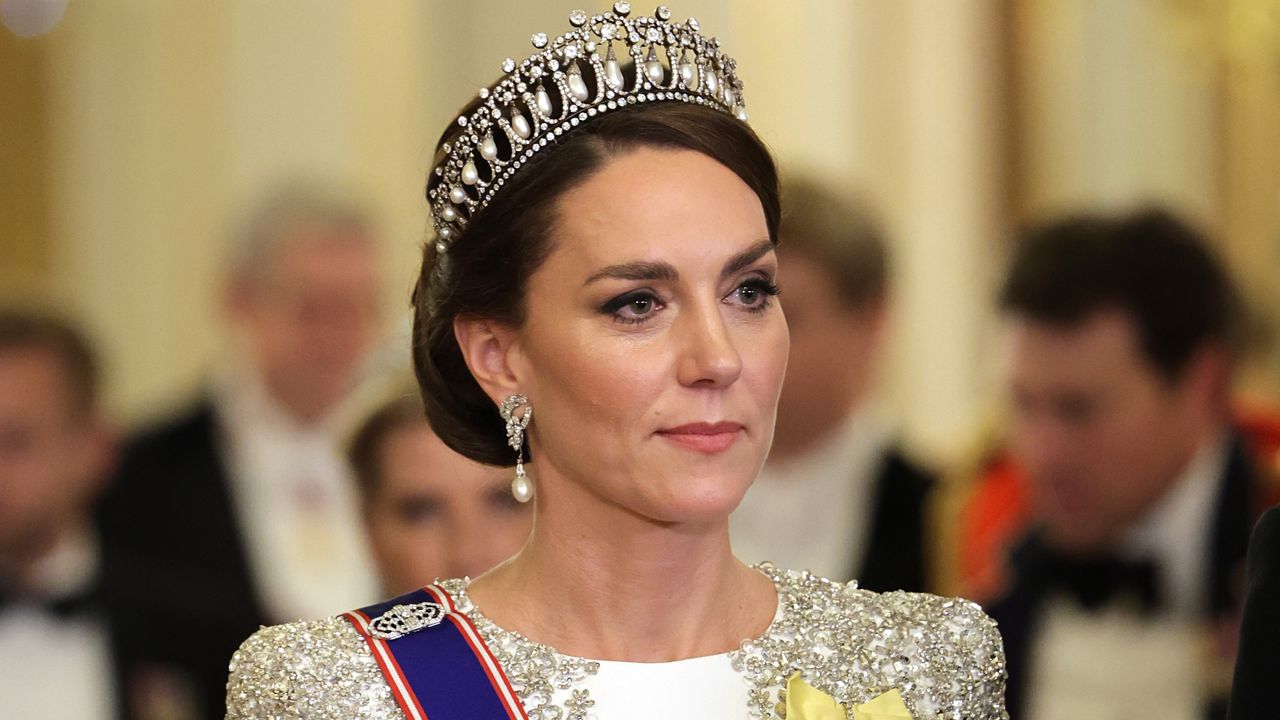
[349,391,532,594]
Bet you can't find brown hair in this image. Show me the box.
[348,393,428,501]
[0,309,100,416]
[412,102,780,466]
[778,176,888,309]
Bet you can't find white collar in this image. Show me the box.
[22,526,98,601]
[730,407,893,581]
[1121,430,1230,616]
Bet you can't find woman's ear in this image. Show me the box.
[453,314,523,405]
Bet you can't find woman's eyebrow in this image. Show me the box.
[584,261,678,285]
[720,239,775,280]
[582,238,774,286]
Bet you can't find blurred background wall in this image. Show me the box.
[2,0,1278,464]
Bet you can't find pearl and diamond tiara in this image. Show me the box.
[428,3,749,253]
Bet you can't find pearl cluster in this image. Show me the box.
[428,3,749,254]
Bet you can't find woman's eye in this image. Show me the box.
[627,297,655,315]
[396,497,443,524]
[727,278,781,310]
[487,485,526,512]
[602,291,664,324]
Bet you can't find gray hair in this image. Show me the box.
[227,180,375,285]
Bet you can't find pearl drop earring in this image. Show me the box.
[499,394,534,503]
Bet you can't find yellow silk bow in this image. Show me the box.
[785,673,914,720]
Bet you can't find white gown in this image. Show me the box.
[225,564,1007,719]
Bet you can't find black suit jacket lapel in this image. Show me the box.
[854,447,935,593]
[986,531,1055,720]
[1203,434,1259,719]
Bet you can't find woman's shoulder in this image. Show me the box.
[753,564,1007,719]
[225,616,400,720]
[775,564,1000,638]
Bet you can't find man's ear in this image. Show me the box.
[79,419,120,501]
[1180,342,1232,417]
[453,314,524,405]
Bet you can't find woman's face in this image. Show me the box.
[505,147,788,524]
[364,422,532,593]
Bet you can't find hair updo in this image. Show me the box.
[412,100,780,467]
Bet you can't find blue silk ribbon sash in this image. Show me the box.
[343,584,527,720]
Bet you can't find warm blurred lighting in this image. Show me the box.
[0,0,67,38]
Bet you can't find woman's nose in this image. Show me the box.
[675,302,743,388]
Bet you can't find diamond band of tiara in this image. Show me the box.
[428,3,749,254]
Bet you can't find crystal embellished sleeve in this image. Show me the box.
[733,567,1008,720]
[224,618,403,720]
[836,590,1008,719]
[943,597,1008,720]
[876,591,1009,719]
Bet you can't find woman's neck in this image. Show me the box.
[465,488,777,662]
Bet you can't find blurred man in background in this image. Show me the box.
[97,182,384,720]
[731,177,937,592]
[348,391,533,595]
[0,311,118,718]
[978,209,1280,720]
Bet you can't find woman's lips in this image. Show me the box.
[655,422,744,453]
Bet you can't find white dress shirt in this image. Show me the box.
[1026,433,1230,720]
[1120,432,1228,616]
[0,529,116,720]
[730,408,891,582]
[214,369,379,622]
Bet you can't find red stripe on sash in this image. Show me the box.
[343,610,430,720]
[424,585,529,720]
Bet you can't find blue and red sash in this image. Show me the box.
[343,584,527,720]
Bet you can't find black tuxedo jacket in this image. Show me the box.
[854,446,936,594]
[97,399,265,720]
[1226,506,1280,720]
[988,434,1261,720]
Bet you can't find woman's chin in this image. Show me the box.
[636,476,753,525]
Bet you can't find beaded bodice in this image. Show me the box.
[224,564,1007,719]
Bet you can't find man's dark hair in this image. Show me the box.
[1000,207,1244,380]
[0,309,99,415]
